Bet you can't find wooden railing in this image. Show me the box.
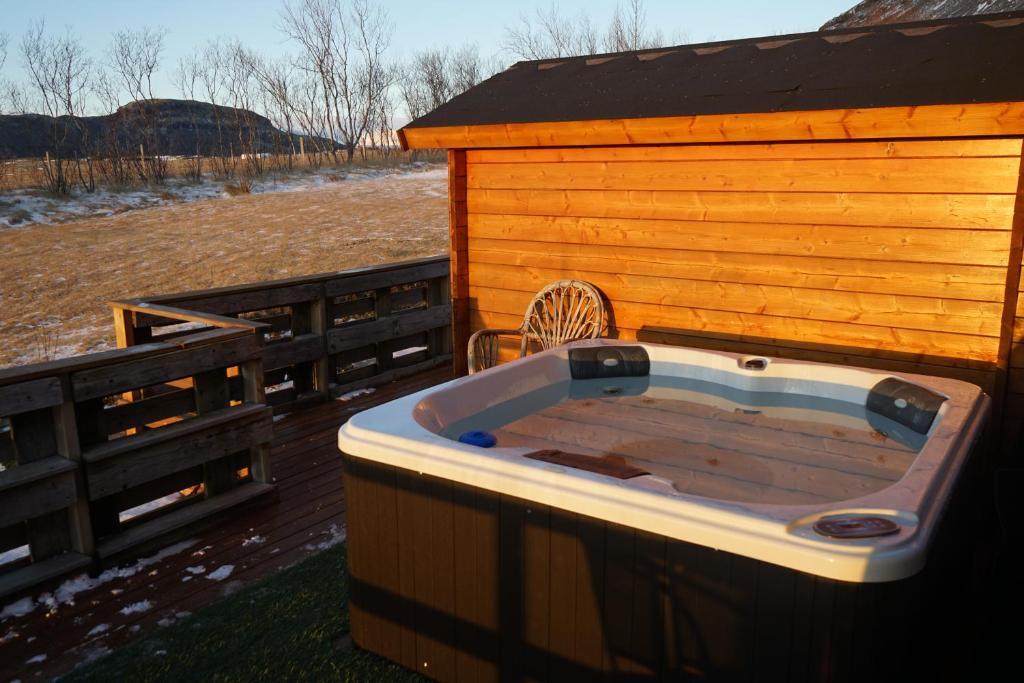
[0,256,451,599]
[110,255,452,413]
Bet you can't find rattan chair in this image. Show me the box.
[467,280,605,374]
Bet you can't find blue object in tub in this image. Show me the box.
[458,431,497,448]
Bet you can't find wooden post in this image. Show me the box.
[111,305,149,418]
[374,286,393,375]
[11,408,71,560]
[311,287,330,396]
[139,144,145,166]
[448,150,470,375]
[240,356,271,484]
[76,397,119,539]
[427,275,452,358]
[290,296,328,399]
[53,377,94,557]
[996,150,1024,458]
[195,367,236,496]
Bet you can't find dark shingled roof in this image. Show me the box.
[403,11,1024,130]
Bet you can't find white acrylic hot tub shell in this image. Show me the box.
[338,340,988,583]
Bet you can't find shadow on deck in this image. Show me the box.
[0,365,452,682]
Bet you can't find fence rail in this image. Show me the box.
[0,255,452,599]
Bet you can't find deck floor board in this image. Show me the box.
[0,366,452,682]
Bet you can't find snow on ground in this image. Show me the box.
[1,597,34,620]
[206,565,235,581]
[0,539,197,621]
[118,601,152,616]
[0,164,448,369]
[336,387,376,401]
[0,163,445,229]
[303,524,347,551]
[86,624,110,637]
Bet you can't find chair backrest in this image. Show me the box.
[521,280,605,353]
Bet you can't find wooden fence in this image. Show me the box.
[0,256,452,599]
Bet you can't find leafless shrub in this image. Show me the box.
[223,178,253,195]
[400,44,497,122]
[503,0,666,60]
[173,57,205,182]
[280,0,395,164]
[27,322,60,362]
[605,0,665,52]
[109,27,169,184]
[20,20,94,195]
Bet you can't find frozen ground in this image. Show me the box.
[0,164,448,368]
[0,163,445,229]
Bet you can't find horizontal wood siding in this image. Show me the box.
[465,138,1024,399]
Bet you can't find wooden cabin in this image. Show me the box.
[399,11,1024,451]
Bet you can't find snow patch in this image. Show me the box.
[206,565,235,581]
[87,623,110,637]
[25,654,46,664]
[185,565,206,575]
[1,597,35,620]
[119,601,153,615]
[304,524,347,551]
[336,387,375,402]
[242,535,266,547]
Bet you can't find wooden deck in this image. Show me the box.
[0,366,452,682]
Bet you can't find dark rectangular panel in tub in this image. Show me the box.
[524,449,650,479]
[341,454,974,683]
[568,345,650,379]
[867,377,946,435]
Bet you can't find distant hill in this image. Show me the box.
[823,0,1024,29]
[0,99,329,159]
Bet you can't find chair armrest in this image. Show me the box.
[467,327,523,374]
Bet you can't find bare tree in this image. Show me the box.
[108,27,168,183]
[222,40,266,179]
[196,39,237,178]
[173,55,204,181]
[0,32,10,113]
[605,0,664,52]
[503,0,666,60]
[243,53,302,170]
[400,44,496,122]
[20,20,93,194]
[502,5,600,60]
[91,67,135,186]
[280,0,394,163]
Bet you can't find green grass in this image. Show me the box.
[62,546,424,682]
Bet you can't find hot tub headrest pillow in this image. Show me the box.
[867,377,946,435]
[569,345,650,379]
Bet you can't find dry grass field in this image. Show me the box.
[0,166,449,368]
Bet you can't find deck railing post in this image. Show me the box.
[12,408,71,560]
[428,274,452,358]
[195,366,236,496]
[53,376,94,558]
[240,353,272,485]
[374,286,393,374]
[311,286,330,396]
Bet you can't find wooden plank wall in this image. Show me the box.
[458,138,1024,443]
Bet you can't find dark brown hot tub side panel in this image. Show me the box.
[341,454,975,683]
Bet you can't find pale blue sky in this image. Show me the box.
[0,0,852,107]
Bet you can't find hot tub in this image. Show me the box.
[339,339,988,681]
